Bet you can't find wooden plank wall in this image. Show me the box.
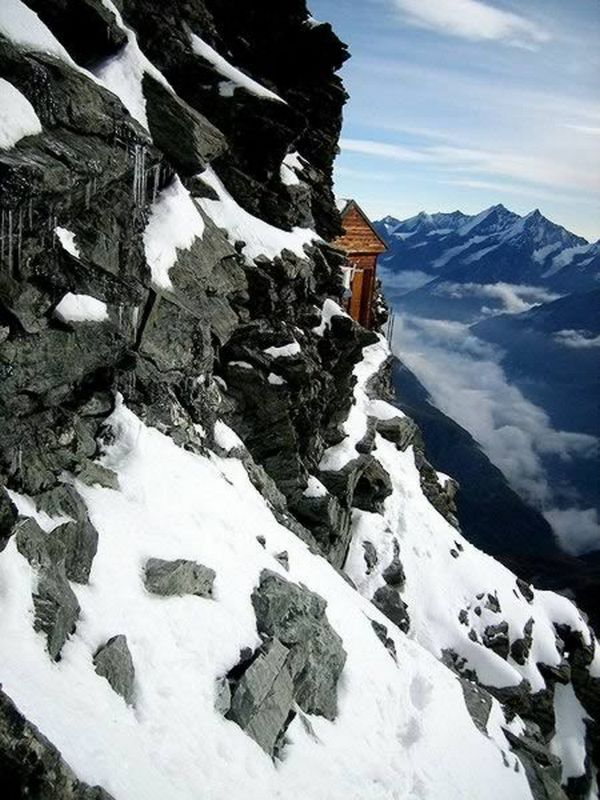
[335,206,387,255]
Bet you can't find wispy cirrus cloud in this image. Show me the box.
[339,138,427,163]
[339,137,598,193]
[391,0,550,48]
[440,179,598,207]
[563,124,600,136]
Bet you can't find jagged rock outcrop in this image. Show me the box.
[0,689,114,800]
[222,570,346,757]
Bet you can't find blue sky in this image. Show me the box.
[309,0,600,240]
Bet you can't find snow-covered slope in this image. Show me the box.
[0,395,536,800]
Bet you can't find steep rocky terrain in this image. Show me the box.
[0,2,599,799]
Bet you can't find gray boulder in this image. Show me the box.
[52,519,99,584]
[143,558,215,598]
[381,538,405,589]
[93,635,135,705]
[252,570,347,720]
[227,638,298,756]
[372,585,410,634]
[224,571,347,758]
[33,566,80,661]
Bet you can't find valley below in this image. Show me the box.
[377,206,600,627]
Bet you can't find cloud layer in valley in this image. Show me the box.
[390,315,599,555]
[432,282,562,314]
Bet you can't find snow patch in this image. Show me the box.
[190,33,284,103]
[54,293,109,324]
[550,683,590,781]
[280,152,304,186]
[197,167,319,264]
[94,0,173,128]
[0,403,536,800]
[55,227,81,259]
[213,420,243,452]
[303,476,328,498]
[319,337,389,472]
[0,0,72,62]
[0,78,42,150]
[313,298,349,337]
[143,177,205,290]
[264,341,301,359]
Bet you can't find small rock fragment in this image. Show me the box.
[93,635,135,704]
[372,585,410,634]
[362,540,378,575]
[274,551,289,571]
[143,558,215,598]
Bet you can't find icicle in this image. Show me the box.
[152,163,160,203]
[7,209,13,275]
[131,305,139,339]
[118,303,124,333]
[140,146,146,203]
[16,208,23,274]
[16,445,22,478]
[85,180,92,209]
[1,208,5,265]
[28,198,33,230]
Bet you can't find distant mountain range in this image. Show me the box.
[375,205,600,319]
[375,203,600,588]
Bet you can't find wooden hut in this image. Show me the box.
[333,199,387,328]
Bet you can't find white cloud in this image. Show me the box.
[544,507,600,555]
[378,265,433,294]
[440,179,597,207]
[339,137,597,193]
[563,124,600,136]
[390,315,598,551]
[335,165,395,183]
[340,138,427,162]
[391,0,550,48]
[433,282,562,314]
[553,329,600,349]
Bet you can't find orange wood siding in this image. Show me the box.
[333,201,387,329]
[334,205,387,255]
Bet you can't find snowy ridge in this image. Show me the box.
[143,177,206,290]
[94,0,174,129]
[54,293,109,324]
[0,401,536,800]
[190,33,285,103]
[0,77,42,150]
[197,167,319,264]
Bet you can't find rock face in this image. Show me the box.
[93,635,136,705]
[224,570,346,756]
[0,688,114,800]
[143,558,215,597]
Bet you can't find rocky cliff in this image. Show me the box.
[0,2,598,800]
